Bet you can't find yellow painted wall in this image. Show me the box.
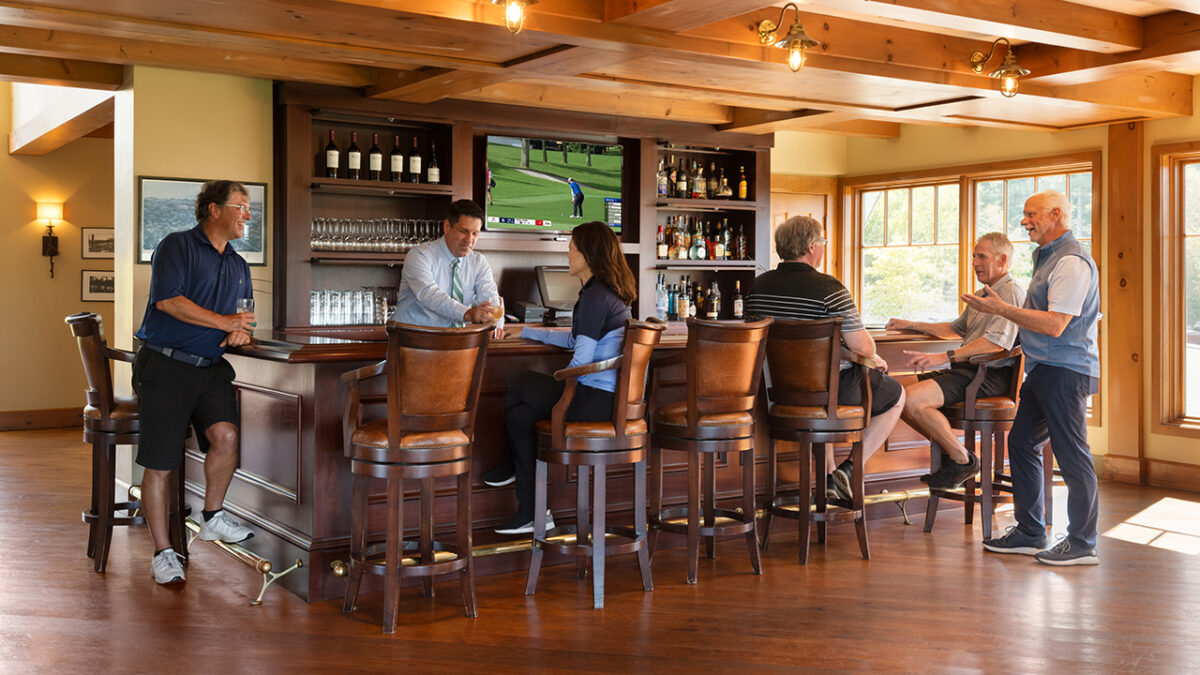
[771,131,847,176]
[0,80,115,411]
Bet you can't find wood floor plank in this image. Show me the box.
[2,427,1197,672]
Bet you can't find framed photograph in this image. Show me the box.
[81,227,115,259]
[81,270,115,302]
[137,177,267,265]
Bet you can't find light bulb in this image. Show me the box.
[1000,75,1019,98]
[505,1,526,34]
[787,44,805,72]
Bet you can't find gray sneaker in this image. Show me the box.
[982,525,1048,555]
[198,509,254,544]
[151,548,186,585]
[829,467,853,502]
[1035,538,1099,566]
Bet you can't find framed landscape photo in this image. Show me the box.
[81,270,115,302]
[137,177,267,265]
[81,227,115,259]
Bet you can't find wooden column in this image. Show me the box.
[1102,121,1144,483]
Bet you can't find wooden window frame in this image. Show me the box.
[1151,141,1200,438]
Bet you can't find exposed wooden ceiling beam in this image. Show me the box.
[604,0,773,31]
[9,92,113,155]
[0,52,122,89]
[1022,12,1200,86]
[457,80,734,125]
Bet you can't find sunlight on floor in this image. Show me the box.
[1102,497,1200,554]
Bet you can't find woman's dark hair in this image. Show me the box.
[195,180,248,224]
[571,221,637,305]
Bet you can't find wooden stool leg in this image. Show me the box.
[703,451,716,560]
[383,475,403,635]
[962,428,976,525]
[923,441,942,533]
[815,444,827,545]
[420,477,435,600]
[648,445,662,556]
[457,471,477,618]
[686,449,700,584]
[979,427,995,540]
[742,447,761,575]
[343,473,365,613]
[94,442,116,573]
[87,440,102,561]
[851,441,870,560]
[633,459,652,592]
[576,465,590,579]
[761,438,777,550]
[798,441,812,565]
[169,462,189,563]
[525,459,548,596]
[591,465,607,609]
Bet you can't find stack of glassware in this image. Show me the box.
[310,218,442,253]
[309,286,398,326]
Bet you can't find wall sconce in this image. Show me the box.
[970,37,1030,98]
[491,0,536,34]
[37,202,63,279]
[756,3,820,72]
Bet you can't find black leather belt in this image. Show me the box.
[142,343,219,368]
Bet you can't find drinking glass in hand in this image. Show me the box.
[237,298,256,331]
[488,296,505,338]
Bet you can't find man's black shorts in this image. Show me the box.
[838,367,903,416]
[917,363,1014,406]
[132,347,239,471]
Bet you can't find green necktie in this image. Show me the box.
[451,259,464,326]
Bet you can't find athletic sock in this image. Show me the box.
[202,509,221,522]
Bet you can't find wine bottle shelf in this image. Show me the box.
[654,198,759,211]
[653,260,759,270]
[310,178,454,196]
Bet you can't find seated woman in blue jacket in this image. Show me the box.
[484,220,636,534]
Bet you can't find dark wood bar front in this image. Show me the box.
[185,326,953,602]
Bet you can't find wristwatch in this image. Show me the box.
[946,349,957,363]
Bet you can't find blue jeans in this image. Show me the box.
[1008,364,1099,548]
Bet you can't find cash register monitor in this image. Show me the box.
[536,265,582,311]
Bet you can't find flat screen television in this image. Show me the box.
[485,135,622,233]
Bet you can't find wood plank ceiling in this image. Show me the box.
[0,0,1197,137]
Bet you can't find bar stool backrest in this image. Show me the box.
[681,317,772,430]
[65,311,127,430]
[763,317,844,419]
[384,321,492,446]
[614,320,666,426]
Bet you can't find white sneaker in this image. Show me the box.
[494,510,555,535]
[152,548,186,585]
[198,509,254,544]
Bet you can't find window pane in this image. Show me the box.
[912,186,935,244]
[977,180,1004,234]
[1185,164,1200,236]
[1008,240,1037,290]
[887,189,909,245]
[1187,236,1200,417]
[863,190,885,246]
[1006,177,1036,240]
[1038,174,1066,194]
[937,184,959,243]
[861,245,959,324]
[1069,172,1093,238]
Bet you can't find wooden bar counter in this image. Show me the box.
[187,324,951,602]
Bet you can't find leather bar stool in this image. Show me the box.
[525,320,665,609]
[341,322,490,633]
[923,347,1054,538]
[648,317,771,584]
[759,318,873,563]
[66,312,189,572]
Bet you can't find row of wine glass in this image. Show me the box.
[310,286,397,326]
[310,218,443,253]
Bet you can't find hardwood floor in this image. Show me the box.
[3,427,1198,672]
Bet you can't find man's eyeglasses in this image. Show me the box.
[223,203,251,215]
[815,238,829,245]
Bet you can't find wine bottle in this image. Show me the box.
[738,165,748,200]
[707,162,719,199]
[389,134,403,182]
[368,133,383,181]
[733,280,744,319]
[667,155,678,198]
[656,223,668,259]
[676,159,688,198]
[705,283,718,320]
[735,223,747,260]
[409,137,422,183]
[346,132,362,180]
[427,140,440,184]
[324,129,339,178]
[656,158,669,197]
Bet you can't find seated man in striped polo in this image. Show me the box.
[745,215,905,500]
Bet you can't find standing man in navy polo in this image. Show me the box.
[962,189,1101,566]
[134,180,257,584]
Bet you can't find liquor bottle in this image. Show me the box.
[667,155,678,198]
[692,162,705,199]
[389,134,403,182]
[427,140,440,184]
[687,280,698,318]
[707,162,719,199]
[719,174,733,199]
[721,218,732,260]
[656,157,669,197]
[676,159,689,198]
[692,219,707,260]
[655,273,668,321]
[714,220,726,260]
[324,129,339,178]
[346,132,362,180]
[711,281,722,318]
[705,283,718,320]
[735,223,747,260]
[408,137,422,183]
[657,223,668,259]
[707,221,719,260]
[733,280,744,319]
[368,133,383,181]
[694,283,705,319]
[668,284,678,321]
[677,282,690,320]
[737,165,748,200]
